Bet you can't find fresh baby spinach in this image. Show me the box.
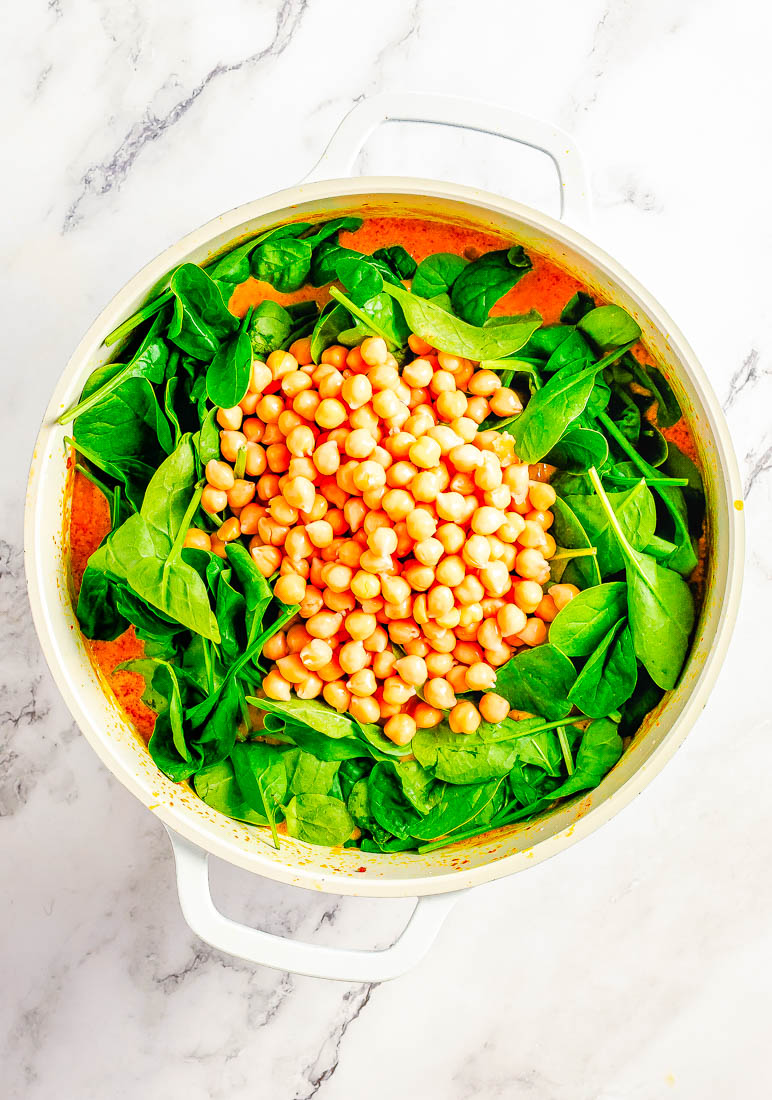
[494,644,577,720]
[578,305,641,349]
[450,246,532,326]
[588,468,695,689]
[284,794,354,847]
[411,253,468,298]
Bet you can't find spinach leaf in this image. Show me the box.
[251,238,312,293]
[231,742,288,843]
[548,582,628,656]
[568,621,638,718]
[329,286,409,352]
[225,541,273,647]
[284,794,354,846]
[168,264,237,359]
[565,481,657,576]
[284,750,340,798]
[393,760,439,813]
[545,718,624,799]
[545,427,609,472]
[88,437,220,642]
[248,301,292,357]
[514,730,563,776]
[520,324,575,361]
[413,725,521,784]
[628,360,681,429]
[335,254,385,307]
[59,312,169,425]
[618,669,663,737]
[411,253,468,299]
[303,216,363,250]
[208,222,313,285]
[194,759,269,825]
[206,330,252,408]
[76,565,127,640]
[410,780,502,841]
[578,305,641,349]
[494,645,577,720]
[310,301,350,363]
[250,695,365,741]
[560,291,596,324]
[508,350,634,464]
[309,240,361,286]
[372,245,416,279]
[367,763,423,839]
[549,496,602,588]
[451,246,532,325]
[588,468,695,689]
[383,282,541,359]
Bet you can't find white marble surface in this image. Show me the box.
[2,1,771,1096]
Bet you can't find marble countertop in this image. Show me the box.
[3,1,770,1096]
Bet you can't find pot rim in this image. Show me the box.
[25,176,745,897]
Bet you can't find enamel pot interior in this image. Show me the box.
[25,180,744,897]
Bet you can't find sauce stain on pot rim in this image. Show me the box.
[26,181,744,899]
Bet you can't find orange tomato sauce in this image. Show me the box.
[70,215,701,738]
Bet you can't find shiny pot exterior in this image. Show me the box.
[25,177,744,899]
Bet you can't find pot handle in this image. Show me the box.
[304,92,591,227]
[166,829,462,982]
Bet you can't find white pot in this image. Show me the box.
[25,94,744,981]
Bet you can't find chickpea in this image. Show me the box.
[345,695,378,725]
[276,653,308,684]
[263,670,292,701]
[479,692,510,723]
[433,555,463,588]
[458,603,484,627]
[436,390,468,421]
[427,585,454,618]
[459,397,485,427]
[519,520,548,551]
[409,437,442,470]
[497,603,528,638]
[226,480,255,511]
[402,358,434,387]
[480,560,511,598]
[394,655,428,687]
[550,582,580,611]
[306,611,342,639]
[324,589,355,613]
[388,620,421,645]
[217,517,240,542]
[249,361,272,393]
[383,714,417,746]
[325,563,353,593]
[382,489,414,522]
[414,701,443,729]
[368,532,397,564]
[346,610,377,641]
[336,640,367,675]
[323,681,351,713]
[518,617,548,647]
[488,388,523,417]
[250,544,282,576]
[262,630,289,662]
[411,470,441,503]
[446,663,469,693]
[498,515,526,544]
[353,461,386,493]
[209,534,228,559]
[424,677,456,710]
[414,538,444,567]
[504,463,530,504]
[361,337,389,367]
[516,547,549,582]
[273,574,306,606]
[202,485,227,514]
[318,369,344,399]
[297,639,332,672]
[435,523,465,556]
[296,674,325,701]
[282,476,315,513]
[484,641,513,667]
[347,668,377,697]
[372,650,397,679]
[465,662,497,691]
[405,508,437,541]
[477,618,503,651]
[462,534,491,569]
[382,675,415,706]
[183,528,211,552]
[378,575,408,606]
[341,374,372,410]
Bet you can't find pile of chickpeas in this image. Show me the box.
[184,330,579,746]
